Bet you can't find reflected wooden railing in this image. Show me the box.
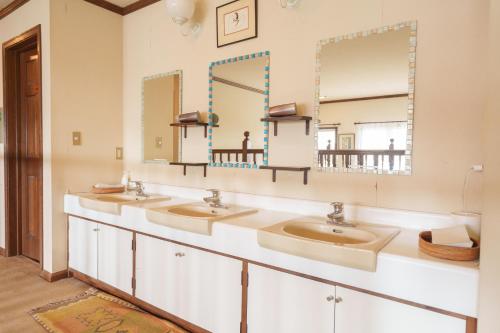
[211,131,264,165]
[211,149,264,164]
[318,149,406,171]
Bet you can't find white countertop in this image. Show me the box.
[64,189,479,318]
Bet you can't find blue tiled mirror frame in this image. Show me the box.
[207,51,271,169]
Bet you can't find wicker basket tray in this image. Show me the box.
[419,231,479,261]
[91,186,125,194]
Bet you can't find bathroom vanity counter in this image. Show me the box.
[64,191,479,320]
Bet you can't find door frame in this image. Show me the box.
[2,25,43,268]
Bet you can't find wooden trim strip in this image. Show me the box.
[0,0,30,20]
[83,0,123,15]
[122,0,161,15]
[69,269,211,333]
[240,262,248,333]
[39,269,69,282]
[67,214,475,322]
[466,317,477,333]
[320,93,409,104]
[212,76,265,95]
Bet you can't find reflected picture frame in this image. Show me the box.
[216,0,258,48]
[337,133,355,150]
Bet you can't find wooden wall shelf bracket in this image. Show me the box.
[261,116,313,136]
[170,122,219,139]
[259,166,311,185]
[170,162,208,177]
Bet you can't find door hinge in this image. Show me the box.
[131,239,136,251]
[132,277,136,290]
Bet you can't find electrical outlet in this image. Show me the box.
[155,137,163,148]
[116,147,123,160]
[72,132,81,145]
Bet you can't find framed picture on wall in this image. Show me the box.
[216,0,257,48]
[337,133,355,150]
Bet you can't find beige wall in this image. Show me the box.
[49,0,123,271]
[123,0,486,214]
[478,0,500,332]
[0,0,52,259]
[320,27,410,99]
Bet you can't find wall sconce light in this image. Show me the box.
[165,0,200,36]
[279,0,300,8]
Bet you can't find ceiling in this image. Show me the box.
[105,0,139,6]
[0,0,14,11]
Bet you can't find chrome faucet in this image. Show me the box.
[128,180,149,197]
[203,189,225,208]
[327,202,355,227]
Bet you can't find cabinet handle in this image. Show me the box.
[175,252,185,257]
[335,297,343,304]
[93,228,99,232]
[326,295,335,302]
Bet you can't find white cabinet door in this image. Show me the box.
[135,234,171,310]
[334,287,466,333]
[135,234,242,333]
[68,216,98,279]
[247,264,335,333]
[97,223,133,294]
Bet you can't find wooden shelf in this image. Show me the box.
[260,166,311,185]
[170,122,219,138]
[170,162,208,177]
[261,116,313,136]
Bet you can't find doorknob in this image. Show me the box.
[335,297,343,303]
[326,295,335,302]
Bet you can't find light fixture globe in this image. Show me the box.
[166,0,195,25]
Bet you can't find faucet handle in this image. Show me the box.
[330,202,344,214]
[206,189,220,197]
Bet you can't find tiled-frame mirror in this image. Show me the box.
[208,51,270,169]
[313,21,417,175]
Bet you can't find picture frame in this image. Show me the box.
[337,133,355,150]
[216,0,257,48]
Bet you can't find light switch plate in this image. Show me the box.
[72,132,81,145]
[116,147,123,160]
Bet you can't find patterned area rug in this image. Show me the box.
[29,288,188,333]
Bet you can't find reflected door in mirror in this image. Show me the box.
[143,72,181,163]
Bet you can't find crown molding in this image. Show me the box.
[84,0,161,16]
[0,0,29,20]
[0,0,161,20]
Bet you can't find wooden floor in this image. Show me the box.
[0,255,88,333]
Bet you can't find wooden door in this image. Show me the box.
[334,287,466,333]
[97,224,133,294]
[247,264,335,333]
[19,47,43,262]
[68,217,98,279]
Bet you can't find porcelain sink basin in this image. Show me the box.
[258,218,400,272]
[146,202,258,235]
[78,192,170,215]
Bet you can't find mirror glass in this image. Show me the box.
[208,52,270,168]
[315,22,416,175]
[142,71,182,163]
